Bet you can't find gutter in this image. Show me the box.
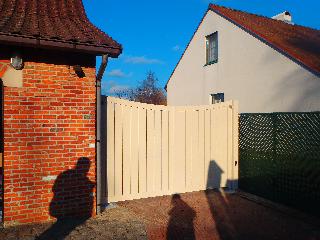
[0,33,122,57]
[96,54,108,214]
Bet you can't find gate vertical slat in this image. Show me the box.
[138,108,147,196]
[114,103,123,201]
[146,109,155,195]
[173,109,187,192]
[154,109,162,195]
[232,101,239,189]
[168,109,175,192]
[208,107,216,189]
[185,109,192,192]
[106,100,115,200]
[219,106,229,187]
[198,109,205,190]
[130,106,139,198]
[161,110,169,194]
[227,103,233,188]
[204,109,211,189]
[123,104,132,199]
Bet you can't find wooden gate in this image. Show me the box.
[101,97,239,203]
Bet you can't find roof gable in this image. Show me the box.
[209,4,320,76]
[0,0,122,56]
[165,5,320,90]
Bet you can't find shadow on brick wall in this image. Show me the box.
[36,157,94,239]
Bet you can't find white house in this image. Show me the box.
[166,4,320,113]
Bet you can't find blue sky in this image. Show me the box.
[82,0,320,95]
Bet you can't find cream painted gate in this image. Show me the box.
[101,97,239,203]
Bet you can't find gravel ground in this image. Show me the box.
[0,190,319,240]
[119,190,320,240]
[0,207,147,240]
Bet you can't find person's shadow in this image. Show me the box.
[37,157,95,240]
[167,194,196,240]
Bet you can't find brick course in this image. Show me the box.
[1,49,97,225]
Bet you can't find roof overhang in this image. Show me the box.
[0,33,122,58]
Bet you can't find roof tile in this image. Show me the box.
[0,0,122,56]
[210,4,320,75]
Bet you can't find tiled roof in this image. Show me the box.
[209,4,320,76]
[0,0,122,56]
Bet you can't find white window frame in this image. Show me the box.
[206,32,218,65]
[210,93,224,104]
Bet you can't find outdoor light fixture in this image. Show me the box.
[10,54,24,70]
[73,65,85,78]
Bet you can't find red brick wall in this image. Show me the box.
[2,50,97,225]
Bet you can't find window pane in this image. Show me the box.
[206,32,218,64]
[211,92,224,104]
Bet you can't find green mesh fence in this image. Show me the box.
[239,112,320,216]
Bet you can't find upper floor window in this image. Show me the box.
[206,32,218,65]
[211,92,224,104]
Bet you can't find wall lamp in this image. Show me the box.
[73,65,85,78]
[10,53,24,70]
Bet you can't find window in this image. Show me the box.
[206,32,218,65]
[211,93,224,104]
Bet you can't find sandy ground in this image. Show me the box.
[119,190,320,240]
[0,190,319,240]
[0,207,147,240]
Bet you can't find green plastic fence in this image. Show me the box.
[239,112,320,216]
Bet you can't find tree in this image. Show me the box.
[113,71,167,105]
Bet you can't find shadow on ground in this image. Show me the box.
[120,160,320,240]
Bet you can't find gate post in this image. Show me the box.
[232,100,239,190]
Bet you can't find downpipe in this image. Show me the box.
[96,54,108,214]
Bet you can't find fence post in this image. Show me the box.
[232,100,239,190]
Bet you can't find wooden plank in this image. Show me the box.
[114,103,123,198]
[146,109,155,195]
[107,101,115,201]
[208,107,217,189]
[154,110,162,195]
[185,109,192,192]
[216,106,228,187]
[232,101,239,190]
[227,104,233,189]
[138,108,147,195]
[172,109,186,193]
[168,109,175,194]
[190,110,198,191]
[197,109,205,190]
[122,105,132,198]
[204,108,211,189]
[131,106,139,197]
[161,110,169,194]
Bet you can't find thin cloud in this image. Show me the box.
[107,69,132,78]
[172,45,181,52]
[102,80,130,95]
[124,55,164,64]
[108,85,130,94]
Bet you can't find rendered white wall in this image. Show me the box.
[167,11,320,113]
